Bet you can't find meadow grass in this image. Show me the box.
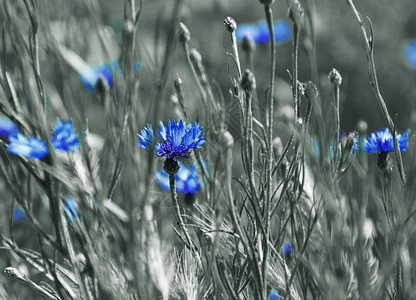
[0,0,415,299]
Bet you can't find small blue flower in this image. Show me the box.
[137,123,155,150]
[80,59,140,91]
[236,20,291,44]
[14,207,25,222]
[155,161,203,194]
[7,133,49,159]
[283,242,292,258]
[154,120,205,160]
[51,118,80,153]
[364,128,409,154]
[404,40,416,68]
[64,197,80,223]
[0,117,19,140]
[269,289,279,300]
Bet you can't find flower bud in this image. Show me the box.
[357,120,368,134]
[259,0,275,5]
[224,16,237,33]
[189,48,202,66]
[178,22,191,43]
[4,267,24,280]
[164,158,180,175]
[242,36,256,54]
[329,68,342,87]
[241,69,256,93]
[288,0,304,25]
[305,81,318,101]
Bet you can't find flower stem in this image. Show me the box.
[169,173,200,262]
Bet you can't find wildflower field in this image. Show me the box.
[1,0,416,299]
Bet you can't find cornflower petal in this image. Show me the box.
[52,118,80,153]
[138,123,155,149]
[7,133,49,159]
[0,117,19,140]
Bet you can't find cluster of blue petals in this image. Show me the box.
[364,128,409,154]
[7,133,49,159]
[80,59,140,91]
[14,207,25,222]
[283,242,292,258]
[269,289,280,300]
[138,120,205,161]
[236,20,291,44]
[0,117,19,140]
[64,197,80,223]
[138,123,154,150]
[3,117,80,159]
[52,118,80,153]
[404,40,416,68]
[155,160,204,194]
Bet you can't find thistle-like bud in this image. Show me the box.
[164,158,180,175]
[272,136,283,157]
[178,22,191,43]
[222,130,234,149]
[259,0,275,5]
[377,152,393,178]
[241,69,256,93]
[4,267,24,280]
[305,81,318,101]
[329,68,342,87]
[224,17,237,33]
[288,0,304,25]
[242,36,256,54]
[357,120,368,134]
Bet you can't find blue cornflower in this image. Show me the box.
[155,120,205,160]
[14,207,25,222]
[404,40,416,68]
[236,20,291,44]
[80,59,140,91]
[283,242,292,258]
[0,117,19,141]
[269,289,280,300]
[64,197,80,223]
[155,161,202,194]
[51,118,80,153]
[137,123,155,150]
[7,133,49,159]
[364,128,409,154]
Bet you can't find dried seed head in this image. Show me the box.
[288,0,304,25]
[259,0,275,5]
[297,81,305,97]
[242,36,256,54]
[241,69,256,93]
[329,68,342,87]
[189,48,202,66]
[305,81,318,100]
[178,22,191,43]
[224,17,237,33]
[4,267,23,280]
[344,132,356,153]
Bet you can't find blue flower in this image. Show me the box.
[64,197,80,223]
[283,242,292,258]
[269,289,279,300]
[0,117,19,141]
[364,128,409,154]
[154,120,205,160]
[404,40,416,68]
[236,20,291,44]
[51,118,80,153]
[137,123,155,150]
[155,161,203,194]
[80,59,140,91]
[7,133,49,159]
[14,207,25,222]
